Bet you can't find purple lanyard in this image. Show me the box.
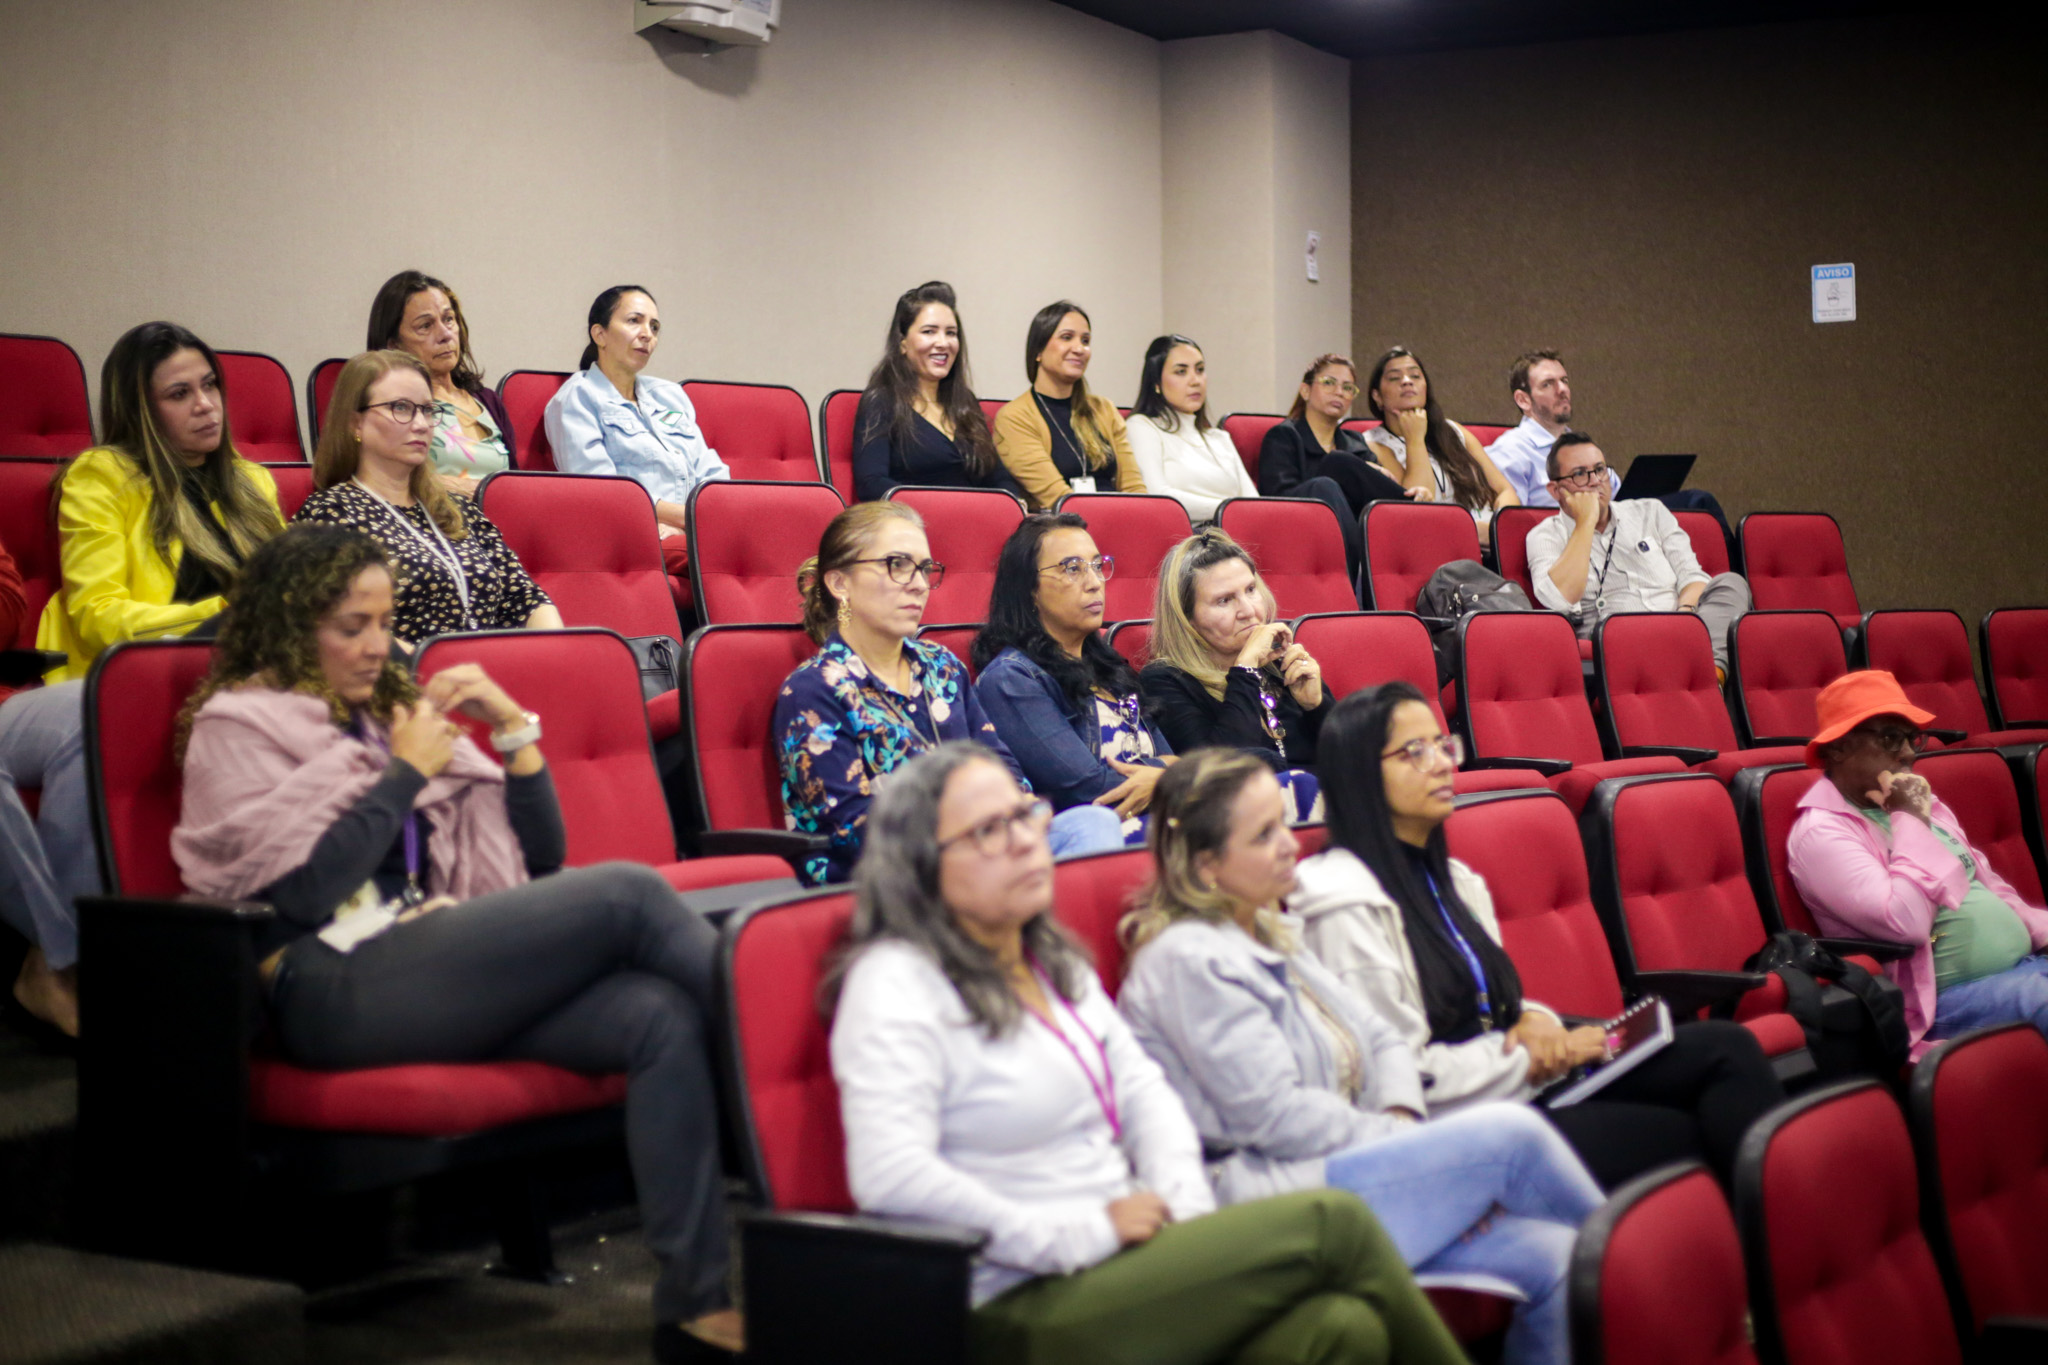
[354,713,428,903]
[1025,954,1121,1140]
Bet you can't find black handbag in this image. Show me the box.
[1731,931,1911,1079]
[626,634,682,702]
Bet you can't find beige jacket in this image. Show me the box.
[991,390,1145,510]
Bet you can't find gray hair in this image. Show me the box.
[834,741,1089,1038]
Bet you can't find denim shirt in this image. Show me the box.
[543,367,730,506]
[975,647,1170,811]
[775,634,1027,885]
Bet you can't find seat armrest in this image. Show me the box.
[693,828,830,871]
[1816,935,1914,964]
[1466,755,1572,777]
[0,648,67,687]
[1621,744,1719,765]
[1633,969,1769,1018]
[1977,1317,2048,1365]
[1418,616,1455,632]
[1926,727,1968,745]
[1747,734,1811,747]
[743,1210,985,1364]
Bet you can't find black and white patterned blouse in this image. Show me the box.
[292,481,551,644]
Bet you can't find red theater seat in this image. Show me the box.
[0,333,92,458]
[1729,610,1847,748]
[1569,1163,1758,1365]
[688,480,845,625]
[1056,491,1191,623]
[249,1059,627,1134]
[1739,512,1860,630]
[1217,412,1285,485]
[886,486,1022,626]
[215,350,302,462]
[1675,510,1730,578]
[684,379,820,484]
[1216,495,1355,617]
[1595,612,1807,783]
[0,459,64,647]
[1361,500,1482,615]
[684,624,825,868]
[1861,608,2048,748]
[1493,505,1547,600]
[818,388,860,502]
[1981,607,2048,731]
[1913,747,2046,905]
[260,462,315,520]
[305,356,345,445]
[498,370,570,472]
[1106,619,1150,672]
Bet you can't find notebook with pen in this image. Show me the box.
[1536,996,1675,1108]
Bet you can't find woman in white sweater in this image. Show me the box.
[829,741,1466,1365]
[1123,335,1256,523]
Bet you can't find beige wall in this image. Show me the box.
[1351,16,2048,632]
[0,0,1162,440]
[1161,31,1351,417]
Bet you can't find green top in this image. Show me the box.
[1860,807,2031,990]
[429,395,511,480]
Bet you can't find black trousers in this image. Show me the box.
[271,862,729,1321]
[1541,1019,1784,1189]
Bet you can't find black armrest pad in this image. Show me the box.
[1634,969,1768,1017]
[1978,1317,2048,1365]
[695,829,830,869]
[1748,735,1811,748]
[1622,744,1719,766]
[1419,616,1455,632]
[743,1210,984,1362]
[0,649,67,687]
[744,1208,986,1254]
[1467,755,1572,777]
[1816,936,1914,964]
[1926,728,1969,745]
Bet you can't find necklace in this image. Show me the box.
[1032,391,1092,477]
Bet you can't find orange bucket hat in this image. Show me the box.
[1804,670,1936,768]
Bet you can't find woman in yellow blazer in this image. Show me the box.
[992,300,1146,510]
[38,322,284,679]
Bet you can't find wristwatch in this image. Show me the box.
[489,710,542,753]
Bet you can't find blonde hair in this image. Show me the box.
[1121,749,1298,954]
[1147,530,1279,700]
[798,500,925,645]
[312,350,467,540]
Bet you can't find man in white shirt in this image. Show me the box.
[1525,433,1751,680]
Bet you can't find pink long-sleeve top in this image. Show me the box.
[1788,775,2048,1057]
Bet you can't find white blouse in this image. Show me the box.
[1365,421,1493,532]
[1124,413,1257,522]
[831,938,1214,1304]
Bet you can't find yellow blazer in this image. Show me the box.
[991,390,1146,511]
[37,448,281,680]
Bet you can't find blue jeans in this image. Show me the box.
[1323,1102,1604,1365]
[1929,954,2048,1040]
[0,682,100,970]
[1047,804,1124,860]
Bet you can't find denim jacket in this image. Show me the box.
[975,647,1170,811]
[543,367,730,506]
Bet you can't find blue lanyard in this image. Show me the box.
[1422,867,1492,1024]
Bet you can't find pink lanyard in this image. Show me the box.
[1024,955,1121,1140]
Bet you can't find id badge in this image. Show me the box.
[1069,475,1098,494]
[316,881,403,954]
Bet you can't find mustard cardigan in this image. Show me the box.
[991,390,1146,511]
[37,448,281,680]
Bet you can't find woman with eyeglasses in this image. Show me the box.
[1791,671,2048,1055]
[1139,532,1328,821]
[1361,348,1518,545]
[1294,683,1786,1188]
[973,514,1173,843]
[775,503,1121,886]
[1120,749,1603,1365]
[1258,353,1409,512]
[296,351,563,650]
[991,300,1147,510]
[829,741,1468,1365]
[366,270,515,499]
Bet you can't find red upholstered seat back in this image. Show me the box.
[1446,791,1626,1018]
[688,481,845,625]
[1914,748,2046,905]
[1362,501,1482,613]
[305,357,346,445]
[1492,506,1548,599]
[1735,764,1827,936]
[1983,608,2048,729]
[1675,510,1731,578]
[0,459,63,647]
[1862,609,1992,737]
[1216,496,1355,617]
[1107,620,1150,672]
[1338,417,1383,437]
[1293,612,1446,726]
[1739,1082,1962,1365]
[86,640,214,896]
[0,334,93,458]
[415,629,676,866]
[496,370,570,472]
[1574,1164,1759,1365]
[1731,610,1847,746]
[261,463,316,520]
[1598,775,1766,975]
[1057,492,1191,623]
[726,890,859,1212]
[683,380,818,484]
[1739,512,1860,628]
[817,389,859,502]
[1598,613,1739,753]
[915,624,981,681]
[479,471,680,641]
[1218,412,1285,484]
[1052,848,1150,992]
[1461,422,1511,448]
[1913,1024,2048,1328]
[979,397,1007,428]
[1460,611,1606,765]
[215,351,302,462]
[886,486,1022,626]
[686,625,816,831]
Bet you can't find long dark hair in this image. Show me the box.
[858,281,998,480]
[1366,347,1490,515]
[1318,683,1525,1042]
[1130,333,1210,435]
[971,513,1143,711]
[1024,300,1111,469]
[579,284,655,371]
[366,269,485,392]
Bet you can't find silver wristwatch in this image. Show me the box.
[489,710,542,753]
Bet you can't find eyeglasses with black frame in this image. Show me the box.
[1038,554,1115,584]
[1380,734,1464,771]
[848,554,946,587]
[1847,723,1931,755]
[938,797,1054,856]
[1553,463,1609,489]
[361,398,438,426]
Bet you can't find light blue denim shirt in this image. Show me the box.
[543,366,730,506]
[1486,415,1619,509]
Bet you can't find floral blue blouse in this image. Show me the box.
[774,633,1029,885]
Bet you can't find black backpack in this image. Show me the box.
[1730,931,1911,1079]
[1417,561,1530,685]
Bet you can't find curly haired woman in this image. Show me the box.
[171,523,743,1362]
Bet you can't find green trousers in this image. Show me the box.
[971,1189,1469,1365]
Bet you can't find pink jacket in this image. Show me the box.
[1788,776,2048,1057]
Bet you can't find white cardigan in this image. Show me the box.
[831,939,1214,1305]
[1124,412,1256,521]
[1287,847,1560,1113]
